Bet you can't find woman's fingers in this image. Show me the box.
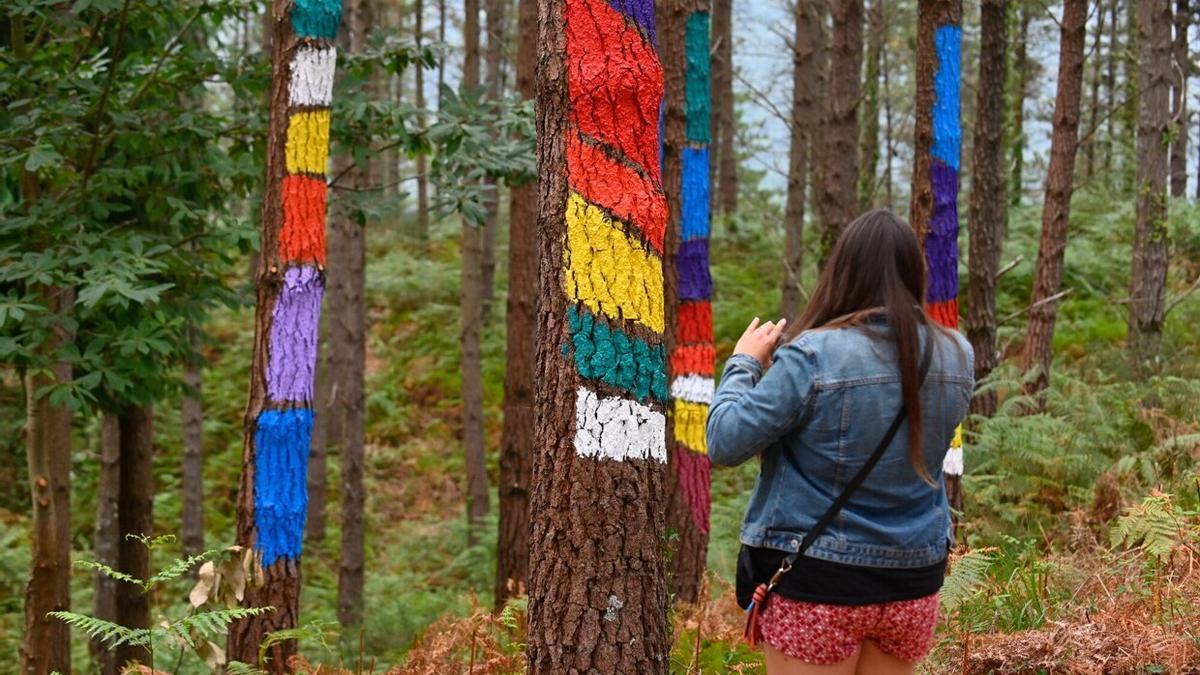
[770,318,788,342]
[743,317,761,337]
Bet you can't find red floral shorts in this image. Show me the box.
[757,593,940,664]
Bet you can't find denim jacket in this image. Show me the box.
[707,321,974,568]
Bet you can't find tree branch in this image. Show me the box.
[999,288,1073,325]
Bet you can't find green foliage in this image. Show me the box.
[1110,492,1193,564]
[940,549,996,616]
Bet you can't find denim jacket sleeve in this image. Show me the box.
[706,340,818,467]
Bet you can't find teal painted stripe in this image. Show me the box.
[685,12,712,144]
[567,306,667,403]
[291,0,342,40]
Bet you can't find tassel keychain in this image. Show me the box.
[742,557,793,646]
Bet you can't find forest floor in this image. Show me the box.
[1,186,1199,673]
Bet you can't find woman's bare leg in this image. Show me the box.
[764,643,859,675]
[854,640,917,675]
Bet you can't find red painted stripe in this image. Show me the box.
[565,0,664,180]
[671,344,716,376]
[676,301,713,345]
[567,135,666,252]
[280,175,327,265]
[925,299,958,329]
[674,446,711,534]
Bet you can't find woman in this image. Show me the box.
[707,210,974,675]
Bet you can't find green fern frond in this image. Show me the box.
[1111,493,1181,564]
[48,611,153,648]
[148,549,221,586]
[498,596,528,631]
[170,606,269,643]
[940,549,996,616]
[225,661,267,675]
[73,559,142,588]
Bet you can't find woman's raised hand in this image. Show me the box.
[733,317,788,367]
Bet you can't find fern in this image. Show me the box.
[940,549,996,616]
[47,612,151,648]
[257,620,336,667]
[148,549,221,586]
[224,662,267,675]
[74,559,142,588]
[1110,493,1182,563]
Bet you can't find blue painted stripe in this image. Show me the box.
[291,0,342,40]
[682,147,711,241]
[253,408,313,567]
[932,25,962,170]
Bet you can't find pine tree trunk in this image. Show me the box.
[181,358,205,559]
[1128,0,1173,365]
[1169,0,1188,198]
[481,0,508,306]
[527,0,670,669]
[1008,1,1030,205]
[1021,0,1088,397]
[858,0,886,210]
[1085,0,1109,178]
[92,414,120,675]
[20,286,73,675]
[495,0,538,608]
[114,405,154,672]
[882,33,895,208]
[415,0,431,244]
[305,327,329,545]
[1104,0,1120,173]
[711,0,737,214]
[967,0,1008,420]
[438,0,447,106]
[461,0,491,546]
[660,0,713,604]
[815,0,864,259]
[227,0,342,664]
[1122,0,1141,189]
[782,0,822,319]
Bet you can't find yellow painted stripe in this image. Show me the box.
[673,399,708,454]
[951,424,963,448]
[285,111,331,175]
[564,192,664,334]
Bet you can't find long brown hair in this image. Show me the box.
[788,209,941,483]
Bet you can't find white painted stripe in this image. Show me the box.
[574,387,666,463]
[289,46,337,107]
[670,375,714,405]
[942,446,963,476]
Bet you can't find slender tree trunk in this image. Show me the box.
[661,0,713,604]
[438,0,447,107]
[1021,0,1088,397]
[528,0,670,669]
[1105,0,1120,173]
[305,326,330,545]
[1122,0,1141,189]
[114,406,154,672]
[460,0,490,546]
[1008,1,1031,205]
[815,0,864,260]
[1196,107,1200,198]
[912,0,963,512]
[967,0,1008,420]
[1128,0,1173,365]
[782,0,822,318]
[882,30,895,208]
[1169,0,1189,198]
[711,0,737,214]
[495,0,537,608]
[228,0,342,664]
[858,0,886,210]
[415,0,431,244]
[92,414,120,675]
[1085,0,1109,179]
[481,0,509,307]
[181,356,205,559]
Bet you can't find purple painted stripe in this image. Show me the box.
[267,266,324,403]
[925,159,959,305]
[678,239,713,301]
[607,0,656,44]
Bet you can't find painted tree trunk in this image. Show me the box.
[966,0,1008,420]
[858,0,886,210]
[527,0,670,670]
[660,0,714,604]
[181,358,205,558]
[1169,0,1188,199]
[911,0,963,510]
[816,0,863,260]
[115,406,154,671]
[782,0,822,319]
[495,0,538,609]
[1008,1,1030,205]
[1021,0,1087,397]
[227,0,342,665]
[710,0,736,215]
[93,414,120,675]
[20,284,72,675]
[1128,0,1173,365]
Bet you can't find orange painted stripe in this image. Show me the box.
[671,344,716,377]
[567,135,666,252]
[280,175,327,265]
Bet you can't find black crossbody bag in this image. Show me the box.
[741,337,933,645]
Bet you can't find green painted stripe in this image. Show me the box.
[566,305,667,403]
[685,12,712,144]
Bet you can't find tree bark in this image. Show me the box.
[92,414,120,675]
[1104,0,1120,173]
[1169,0,1188,198]
[181,357,205,559]
[527,0,670,670]
[114,405,154,672]
[882,27,895,208]
[1021,0,1088,397]
[967,0,1008,420]
[228,0,342,664]
[495,0,538,609]
[1008,1,1031,205]
[815,0,864,260]
[858,0,886,210]
[1085,0,1109,179]
[461,0,491,546]
[711,0,737,214]
[1128,0,1173,365]
[415,0,431,244]
[782,0,823,319]
[305,326,330,545]
[481,0,509,306]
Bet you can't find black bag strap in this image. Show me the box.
[770,333,935,582]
